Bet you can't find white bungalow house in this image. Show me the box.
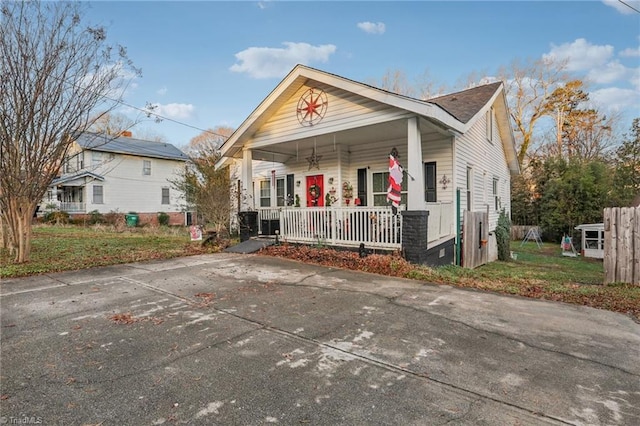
[42,132,190,225]
[217,65,519,266]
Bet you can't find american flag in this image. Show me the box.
[387,150,403,211]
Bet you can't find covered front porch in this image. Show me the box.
[256,202,455,251]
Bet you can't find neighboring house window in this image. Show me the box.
[259,180,270,207]
[486,107,494,142]
[143,160,151,176]
[92,152,102,167]
[161,187,170,205]
[493,178,499,211]
[93,185,104,204]
[424,162,437,202]
[373,172,407,206]
[466,166,473,211]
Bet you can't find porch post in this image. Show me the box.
[406,117,424,210]
[239,148,258,241]
[241,148,254,210]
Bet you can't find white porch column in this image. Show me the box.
[241,148,254,210]
[406,116,425,210]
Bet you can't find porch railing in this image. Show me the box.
[257,202,454,250]
[425,201,454,243]
[50,202,86,213]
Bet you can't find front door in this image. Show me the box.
[306,175,324,207]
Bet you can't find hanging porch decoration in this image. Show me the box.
[387,147,403,214]
[306,148,322,170]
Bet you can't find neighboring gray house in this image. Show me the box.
[217,65,519,266]
[42,132,190,225]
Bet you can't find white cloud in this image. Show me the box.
[230,42,337,79]
[157,86,168,96]
[146,102,195,120]
[587,60,629,84]
[357,21,386,35]
[543,38,614,72]
[590,86,640,115]
[620,47,640,57]
[602,0,640,15]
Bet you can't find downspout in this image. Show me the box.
[456,188,461,266]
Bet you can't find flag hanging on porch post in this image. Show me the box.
[387,147,403,214]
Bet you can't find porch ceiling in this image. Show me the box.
[247,117,447,163]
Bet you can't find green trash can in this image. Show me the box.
[125,213,139,227]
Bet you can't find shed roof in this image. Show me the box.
[575,223,604,231]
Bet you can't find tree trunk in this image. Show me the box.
[4,196,35,263]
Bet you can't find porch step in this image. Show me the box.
[224,238,275,254]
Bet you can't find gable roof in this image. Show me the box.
[428,82,503,124]
[51,171,104,186]
[75,133,189,162]
[218,64,518,174]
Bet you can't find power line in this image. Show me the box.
[7,56,232,141]
[106,95,231,140]
[618,0,640,14]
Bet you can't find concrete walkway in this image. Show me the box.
[1,253,638,425]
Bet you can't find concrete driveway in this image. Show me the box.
[1,253,638,425]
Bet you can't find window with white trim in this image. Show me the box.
[259,180,270,207]
[486,107,494,142]
[372,171,407,206]
[259,178,285,207]
[93,185,104,204]
[493,177,499,211]
[92,152,102,167]
[161,187,170,205]
[143,160,151,176]
[275,178,285,206]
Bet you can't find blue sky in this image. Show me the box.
[85,1,640,147]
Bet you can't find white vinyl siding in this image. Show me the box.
[455,104,511,230]
[250,84,413,148]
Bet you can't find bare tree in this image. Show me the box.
[414,68,448,100]
[0,1,139,262]
[183,126,234,155]
[89,112,136,136]
[366,69,415,97]
[497,57,570,168]
[172,127,235,234]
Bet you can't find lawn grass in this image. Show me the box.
[2,225,639,321]
[0,224,218,278]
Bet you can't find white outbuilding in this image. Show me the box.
[575,223,605,259]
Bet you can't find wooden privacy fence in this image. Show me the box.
[462,211,489,269]
[604,207,640,285]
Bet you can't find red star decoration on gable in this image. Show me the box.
[296,88,328,126]
[298,93,322,121]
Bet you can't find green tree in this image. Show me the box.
[537,158,611,242]
[612,118,640,206]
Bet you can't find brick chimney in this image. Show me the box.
[120,131,132,137]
